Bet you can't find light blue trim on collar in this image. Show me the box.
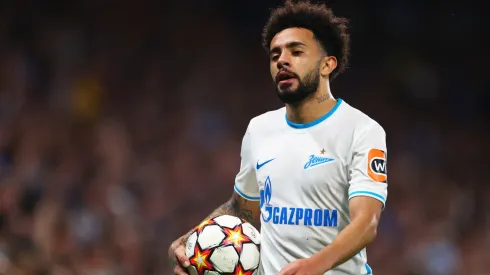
[286,99,343,129]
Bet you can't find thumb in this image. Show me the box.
[278,263,293,275]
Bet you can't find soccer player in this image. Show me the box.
[168,1,388,274]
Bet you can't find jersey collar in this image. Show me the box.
[285,99,343,129]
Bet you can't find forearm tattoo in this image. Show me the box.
[205,195,256,224]
[229,196,256,223]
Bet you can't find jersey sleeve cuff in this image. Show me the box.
[348,190,386,207]
[234,185,260,201]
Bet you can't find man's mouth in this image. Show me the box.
[276,71,297,85]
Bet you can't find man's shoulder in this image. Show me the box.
[248,107,286,132]
[337,100,385,133]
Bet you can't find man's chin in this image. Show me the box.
[276,90,308,104]
[277,87,298,95]
[277,88,299,99]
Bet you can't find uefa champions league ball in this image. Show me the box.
[185,214,261,275]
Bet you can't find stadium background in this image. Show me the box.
[0,0,488,274]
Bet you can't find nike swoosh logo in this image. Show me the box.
[256,158,275,170]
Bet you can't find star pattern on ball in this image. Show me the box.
[189,246,213,274]
[222,226,251,253]
[195,219,215,233]
[234,264,254,275]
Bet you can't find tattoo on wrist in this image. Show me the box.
[180,236,187,245]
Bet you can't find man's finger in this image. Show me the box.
[175,245,190,267]
[278,263,295,275]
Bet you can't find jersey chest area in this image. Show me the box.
[253,132,348,205]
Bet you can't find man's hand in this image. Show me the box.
[167,190,260,274]
[168,236,190,275]
[278,258,324,275]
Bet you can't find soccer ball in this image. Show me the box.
[185,214,261,275]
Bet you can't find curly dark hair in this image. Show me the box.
[262,0,350,79]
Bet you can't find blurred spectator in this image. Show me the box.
[0,1,488,274]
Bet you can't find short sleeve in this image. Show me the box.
[348,121,388,207]
[234,124,260,201]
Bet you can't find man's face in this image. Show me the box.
[269,28,323,104]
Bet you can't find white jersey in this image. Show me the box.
[234,99,387,275]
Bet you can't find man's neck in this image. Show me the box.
[285,89,337,125]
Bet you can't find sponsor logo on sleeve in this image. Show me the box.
[367,149,387,183]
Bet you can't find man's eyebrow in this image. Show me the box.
[270,41,307,54]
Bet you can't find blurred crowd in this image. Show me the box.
[0,1,488,274]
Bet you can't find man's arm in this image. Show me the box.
[170,122,259,275]
[181,191,260,240]
[312,122,387,271]
[311,196,382,271]
[169,191,259,274]
[213,191,261,224]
